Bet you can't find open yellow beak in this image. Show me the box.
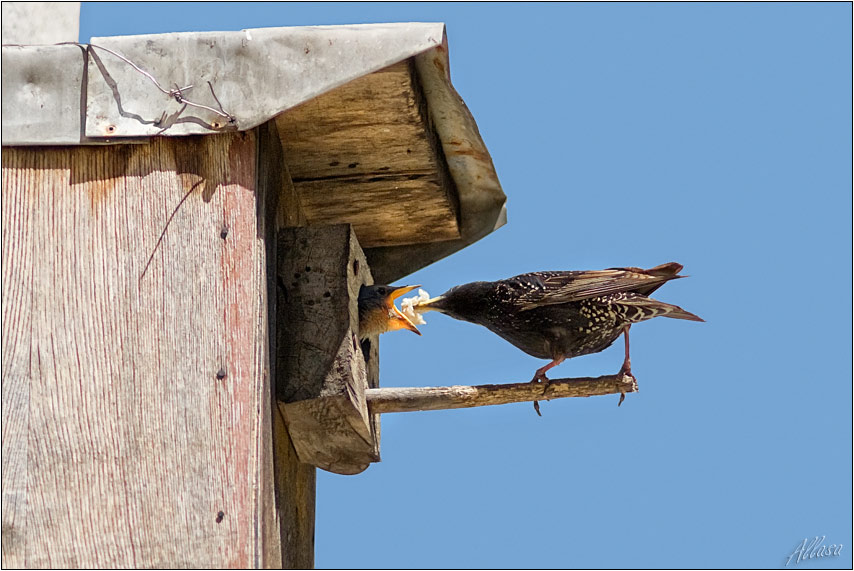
[388,285,421,335]
[388,284,420,301]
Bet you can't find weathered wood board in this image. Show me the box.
[276,59,460,248]
[276,225,381,475]
[0,133,291,568]
[256,120,316,569]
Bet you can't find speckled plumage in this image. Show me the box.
[416,262,703,366]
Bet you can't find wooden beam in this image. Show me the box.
[0,132,289,567]
[270,407,316,570]
[276,225,380,475]
[276,60,460,248]
[365,374,639,414]
[257,120,315,569]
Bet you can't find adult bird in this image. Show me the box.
[413,262,703,414]
[358,284,423,339]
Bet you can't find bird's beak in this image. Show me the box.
[392,305,422,336]
[387,285,421,336]
[387,284,420,301]
[412,295,444,313]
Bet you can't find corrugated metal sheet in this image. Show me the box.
[1,23,506,279]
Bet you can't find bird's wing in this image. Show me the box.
[510,266,683,311]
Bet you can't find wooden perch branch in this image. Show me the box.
[365,373,638,414]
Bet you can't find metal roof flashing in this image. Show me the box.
[1,23,506,280]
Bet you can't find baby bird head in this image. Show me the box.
[358,284,422,338]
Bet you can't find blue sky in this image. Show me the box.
[81,3,852,568]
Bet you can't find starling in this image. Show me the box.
[413,263,703,414]
[358,284,423,339]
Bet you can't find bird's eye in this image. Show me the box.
[378,287,386,294]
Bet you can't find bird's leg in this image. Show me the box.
[531,360,558,383]
[530,358,565,416]
[617,324,633,378]
[617,324,633,407]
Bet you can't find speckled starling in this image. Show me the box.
[358,284,422,339]
[414,263,703,413]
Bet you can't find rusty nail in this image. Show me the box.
[216,368,227,380]
[216,511,225,523]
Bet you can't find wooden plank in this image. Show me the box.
[291,177,457,248]
[270,409,315,570]
[1,139,35,570]
[0,133,282,567]
[276,225,380,475]
[279,62,438,177]
[275,60,460,248]
[256,120,315,569]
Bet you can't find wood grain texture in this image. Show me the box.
[275,59,460,248]
[270,407,315,570]
[1,141,34,569]
[276,225,380,475]
[0,133,280,567]
[366,374,639,414]
[257,120,315,569]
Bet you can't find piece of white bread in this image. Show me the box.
[400,289,431,325]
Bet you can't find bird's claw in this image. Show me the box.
[530,374,549,416]
[616,366,636,406]
[542,378,553,396]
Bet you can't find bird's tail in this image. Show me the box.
[607,262,689,297]
[609,261,684,278]
[619,293,704,322]
[657,302,704,322]
[643,262,684,278]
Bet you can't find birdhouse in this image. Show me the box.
[2,9,637,568]
[1,11,510,567]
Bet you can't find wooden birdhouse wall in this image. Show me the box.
[1,130,313,568]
